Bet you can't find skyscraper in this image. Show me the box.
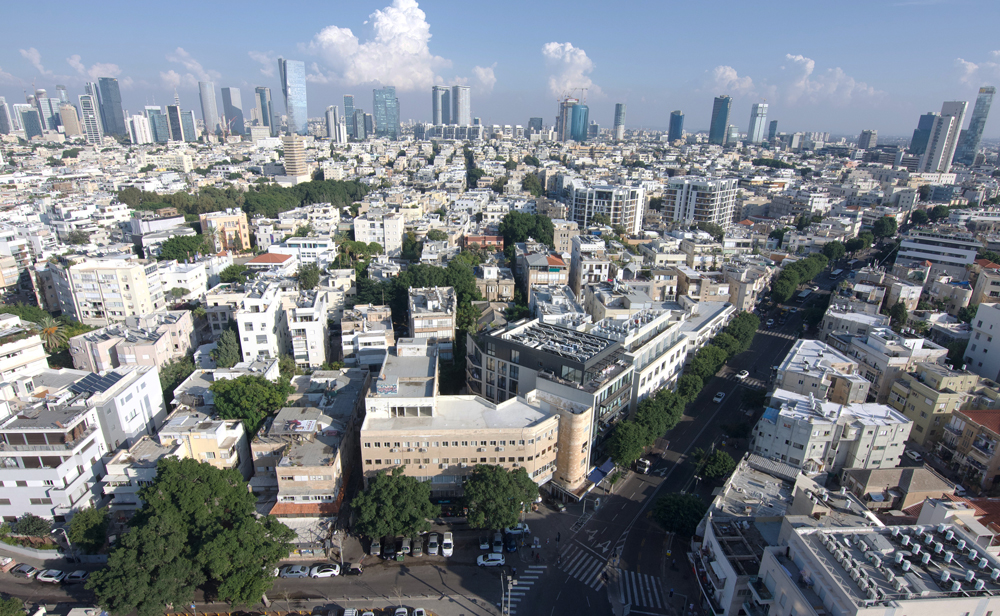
[0,98,11,135]
[768,120,778,142]
[198,82,220,135]
[747,103,768,144]
[34,90,58,131]
[431,86,448,125]
[128,115,153,144]
[570,103,589,142]
[709,96,732,145]
[180,110,197,142]
[344,95,356,138]
[145,106,168,143]
[668,111,684,143]
[555,98,577,142]
[10,104,31,132]
[613,103,626,141]
[528,117,543,135]
[953,86,995,166]
[920,101,967,173]
[56,85,69,104]
[78,95,103,144]
[910,112,937,155]
[277,58,308,136]
[97,77,127,138]
[373,86,399,140]
[353,109,366,140]
[282,135,308,177]
[59,104,82,137]
[441,90,451,124]
[221,87,245,135]
[166,105,184,142]
[858,129,877,150]
[326,105,346,144]
[254,87,275,136]
[19,108,43,140]
[451,85,471,126]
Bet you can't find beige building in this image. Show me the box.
[69,311,196,372]
[203,282,246,338]
[200,209,250,253]
[55,257,165,327]
[551,219,580,254]
[942,408,1000,489]
[972,267,1000,305]
[341,304,394,367]
[775,339,870,404]
[475,265,516,302]
[888,362,985,446]
[0,315,49,380]
[408,286,457,361]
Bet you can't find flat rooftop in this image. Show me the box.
[372,342,436,398]
[778,339,855,375]
[501,320,614,363]
[363,394,553,432]
[765,388,909,427]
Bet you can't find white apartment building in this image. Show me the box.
[341,304,394,368]
[819,305,891,343]
[235,281,289,362]
[53,257,165,327]
[664,177,739,229]
[569,235,612,297]
[283,289,330,369]
[408,287,457,361]
[896,228,983,279]
[158,260,208,298]
[353,210,404,257]
[0,315,49,380]
[268,235,338,266]
[203,282,246,338]
[965,303,1000,382]
[838,328,948,403]
[559,177,646,235]
[775,339,871,404]
[751,388,911,473]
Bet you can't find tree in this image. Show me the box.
[979,250,1000,264]
[522,173,543,197]
[957,305,979,324]
[845,237,865,254]
[351,467,439,540]
[822,241,846,262]
[159,357,195,405]
[872,216,898,239]
[157,235,211,262]
[12,513,51,537]
[278,355,300,380]
[425,229,448,242]
[67,230,89,245]
[888,301,908,328]
[0,598,24,616]
[652,493,707,536]
[676,374,703,401]
[702,450,737,479]
[689,345,729,381]
[87,458,294,616]
[168,287,190,299]
[209,375,294,434]
[697,222,725,242]
[211,324,242,367]
[219,264,252,284]
[68,506,109,554]
[297,263,320,290]
[36,315,67,351]
[606,421,649,468]
[910,209,929,225]
[711,332,742,358]
[592,213,611,226]
[929,205,951,222]
[463,465,539,530]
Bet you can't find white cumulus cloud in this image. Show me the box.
[956,55,1000,84]
[0,64,17,85]
[249,51,277,77]
[165,47,219,86]
[783,54,878,104]
[305,0,450,91]
[542,42,599,98]
[473,63,497,93]
[19,47,50,75]
[67,54,122,81]
[711,65,755,96]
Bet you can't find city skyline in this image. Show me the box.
[2,0,1000,137]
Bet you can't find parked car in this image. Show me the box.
[383,537,397,560]
[427,533,440,556]
[413,610,427,616]
[309,564,340,578]
[63,570,89,584]
[344,563,364,576]
[10,564,38,579]
[905,450,923,462]
[504,523,531,535]
[369,537,381,558]
[399,536,411,555]
[410,536,423,557]
[477,553,506,567]
[713,392,725,403]
[735,370,749,380]
[479,535,490,550]
[492,532,504,553]
[36,570,66,584]
[766,319,775,328]
[441,532,454,557]
[505,534,517,553]
[393,609,408,616]
[278,565,310,578]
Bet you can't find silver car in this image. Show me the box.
[427,532,440,556]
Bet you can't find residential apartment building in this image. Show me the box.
[340,304,394,368]
[529,284,589,326]
[888,362,985,447]
[972,268,1000,305]
[841,466,954,511]
[751,388,911,473]
[0,315,49,380]
[199,209,250,253]
[268,234,338,266]
[663,177,739,229]
[353,210,404,257]
[408,287,457,361]
[551,219,581,253]
[838,328,947,404]
[559,177,646,234]
[896,227,983,279]
[235,280,290,362]
[54,257,164,327]
[203,282,246,338]
[818,305,890,343]
[475,265,516,302]
[283,289,330,369]
[941,408,1000,489]
[722,258,776,312]
[965,303,1000,382]
[68,311,196,373]
[569,235,612,297]
[518,251,569,296]
[774,340,870,404]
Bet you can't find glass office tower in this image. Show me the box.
[278,58,308,135]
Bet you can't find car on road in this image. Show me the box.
[36,570,66,584]
[442,532,454,557]
[809,284,819,291]
[905,450,923,462]
[479,535,490,550]
[713,392,726,403]
[10,564,38,579]
[766,319,774,328]
[636,458,652,474]
[309,564,340,578]
[64,570,89,584]
[278,565,310,578]
[504,523,531,535]
[735,370,749,380]
[477,553,506,567]
[427,533,439,556]
[492,532,504,553]
[505,534,518,552]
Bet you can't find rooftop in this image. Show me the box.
[778,339,856,376]
[764,388,910,427]
[501,320,615,363]
[363,394,553,432]
[372,340,437,399]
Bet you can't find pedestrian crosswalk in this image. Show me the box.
[507,564,546,615]
[618,568,665,610]
[558,544,607,590]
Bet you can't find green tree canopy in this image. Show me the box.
[297,263,320,290]
[159,357,195,408]
[12,513,51,537]
[463,465,539,530]
[212,328,242,369]
[929,205,951,222]
[606,420,648,468]
[689,345,729,381]
[498,211,554,249]
[522,173,543,197]
[696,222,725,242]
[351,467,439,540]
[157,235,211,262]
[425,229,448,242]
[702,450,737,479]
[219,264,253,284]
[957,305,979,324]
[0,597,25,616]
[871,216,898,239]
[676,374,704,402]
[653,493,707,536]
[888,301,908,328]
[591,213,611,226]
[910,209,929,225]
[68,506,109,554]
[822,241,846,261]
[209,375,294,434]
[87,458,294,616]
[67,230,89,245]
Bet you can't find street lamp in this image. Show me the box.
[51,527,76,562]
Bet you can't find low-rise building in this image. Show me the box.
[840,466,955,511]
[408,286,457,361]
[818,305,890,343]
[69,311,196,372]
[840,328,948,403]
[340,304,394,369]
[283,290,330,370]
[0,315,48,379]
[888,362,985,447]
[529,284,589,327]
[245,252,297,276]
[475,265,515,302]
[200,209,250,252]
[235,280,289,362]
[942,408,1000,490]
[774,339,870,404]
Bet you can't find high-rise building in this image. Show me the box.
[10,104,31,132]
[588,121,600,139]
[748,102,768,143]
[613,103,626,141]
[768,120,778,142]
[166,105,184,142]
[431,85,448,125]
[0,98,11,135]
[343,95,356,138]
[180,110,197,142]
[56,85,69,104]
[441,90,450,125]
[663,177,739,229]
[555,97,577,142]
[364,113,374,138]
[909,112,937,155]
[220,87,245,135]
[145,106,168,143]
[19,108,43,140]
[35,91,58,131]
[97,77,127,138]
[920,101,967,173]
[528,117,543,134]
[128,115,153,144]
[373,86,399,140]
[254,87,275,136]
[198,82,220,136]
[858,129,877,150]
[451,85,471,126]
[59,104,82,136]
[709,95,732,145]
[727,125,740,144]
[668,110,684,142]
[953,86,995,166]
[570,103,589,142]
[326,105,346,144]
[282,134,308,177]
[79,95,103,144]
[560,178,646,234]
[277,58,308,136]
[352,109,366,140]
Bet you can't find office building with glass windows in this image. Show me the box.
[277,58,308,135]
[748,103,768,143]
[97,77,127,138]
[373,86,399,140]
[709,95,732,145]
[953,86,995,166]
[451,85,471,126]
[668,110,684,142]
[221,87,245,135]
[198,82,220,135]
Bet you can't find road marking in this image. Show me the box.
[612,513,618,521]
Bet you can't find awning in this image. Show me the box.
[586,459,616,484]
[866,492,885,502]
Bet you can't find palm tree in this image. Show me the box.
[36,316,67,351]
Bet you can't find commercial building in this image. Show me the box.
[751,388,911,473]
[199,209,250,252]
[774,340,870,404]
[373,86,400,140]
[709,95,732,145]
[953,86,995,166]
[613,103,626,141]
[910,111,938,155]
[663,177,739,229]
[920,101,967,173]
[857,129,878,150]
[97,77,126,138]
[896,228,982,278]
[254,86,275,136]
[559,177,646,235]
[220,87,244,135]
[78,95,102,144]
[198,81,220,135]
[451,85,471,126]
[431,86,448,125]
[69,311,196,373]
[888,362,985,447]
[281,134,308,180]
[748,103,768,143]
[278,57,308,136]
[408,287,457,361]
[570,104,589,142]
[668,110,684,142]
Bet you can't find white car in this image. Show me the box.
[278,565,310,578]
[36,569,66,584]
[441,532,454,557]
[713,392,725,403]
[393,609,408,616]
[905,450,923,462]
[413,610,427,616]
[504,523,531,536]
[427,533,439,556]
[735,370,749,380]
[309,563,340,578]
[478,553,506,567]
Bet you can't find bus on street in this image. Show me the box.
[796,289,812,302]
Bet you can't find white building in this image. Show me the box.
[353,210,404,257]
[235,281,289,362]
[0,315,49,380]
[283,289,330,369]
[268,235,338,267]
[965,303,1000,381]
[896,228,982,279]
[664,177,739,229]
[920,100,967,173]
[559,177,646,234]
[569,235,612,297]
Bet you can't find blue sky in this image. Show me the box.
[3,0,1000,137]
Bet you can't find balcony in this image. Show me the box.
[944,423,963,437]
[749,576,773,603]
[0,426,98,452]
[743,600,770,616]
